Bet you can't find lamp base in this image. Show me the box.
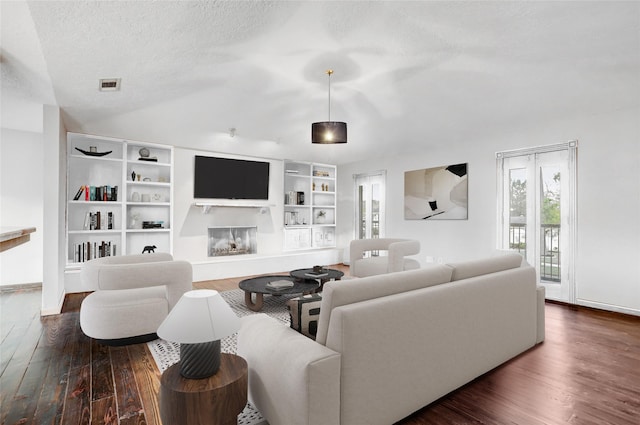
[179,340,221,379]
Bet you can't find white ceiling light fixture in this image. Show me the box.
[98,78,121,92]
[312,69,347,144]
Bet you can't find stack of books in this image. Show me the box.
[266,280,294,291]
[305,269,328,278]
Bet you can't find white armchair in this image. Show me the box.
[349,238,421,277]
[79,253,193,345]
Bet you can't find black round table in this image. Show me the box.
[238,275,319,311]
[289,268,345,292]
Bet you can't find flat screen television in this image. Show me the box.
[194,155,270,200]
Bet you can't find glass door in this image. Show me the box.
[497,142,577,302]
[354,172,386,248]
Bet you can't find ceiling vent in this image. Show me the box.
[99,78,121,92]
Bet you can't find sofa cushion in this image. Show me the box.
[287,294,322,339]
[447,253,523,281]
[80,286,168,339]
[315,264,453,345]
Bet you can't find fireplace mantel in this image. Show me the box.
[193,202,275,214]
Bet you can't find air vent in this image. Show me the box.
[99,78,121,91]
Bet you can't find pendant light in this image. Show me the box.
[312,69,347,144]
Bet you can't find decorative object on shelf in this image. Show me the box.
[143,221,165,229]
[75,147,112,157]
[131,192,141,202]
[153,193,162,202]
[142,245,157,253]
[141,194,151,202]
[143,177,151,182]
[312,69,347,144]
[130,213,140,228]
[157,289,241,378]
[316,210,326,223]
[131,171,136,181]
[138,146,158,162]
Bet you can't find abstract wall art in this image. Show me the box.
[404,163,468,220]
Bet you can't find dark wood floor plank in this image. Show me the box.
[32,312,76,425]
[61,364,91,425]
[109,346,146,424]
[0,314,45,424]
[90,339,113,401]
[90,396,118,425]
[128,343,162,425]
[69,312,91,371]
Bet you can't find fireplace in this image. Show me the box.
[208,226,257,257]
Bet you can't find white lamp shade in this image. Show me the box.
[157,289,240,344]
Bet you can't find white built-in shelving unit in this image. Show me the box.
[66,133,173,269]
[283,160,336,250]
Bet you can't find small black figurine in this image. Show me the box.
[142,245,156,253]
[131,171,136,181]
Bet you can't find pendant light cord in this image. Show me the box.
[326,69,333,121]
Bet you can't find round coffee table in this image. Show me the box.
[289,268,345,292]
[238,275,319,311]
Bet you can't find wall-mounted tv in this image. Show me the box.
[194,155,270,200]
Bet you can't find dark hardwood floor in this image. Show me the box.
[2,266,639,425]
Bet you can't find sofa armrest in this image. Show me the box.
[237,314,341,425]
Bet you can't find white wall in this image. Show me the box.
[0,128,44,286]
[337,107,640,316]
[41,105,66,315]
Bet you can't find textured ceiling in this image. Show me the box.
[2,1,639,164]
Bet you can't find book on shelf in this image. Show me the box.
[73,185,85,200]
[74,240,116,263]
[82,211,114,230]
[81,185,118,201]
[266,279,294,290]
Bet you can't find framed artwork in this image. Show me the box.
[404,163,468,220]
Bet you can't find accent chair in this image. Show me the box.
[79,253,193,345]
[349,238,421,277]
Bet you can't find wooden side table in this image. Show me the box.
[160,353,248,425]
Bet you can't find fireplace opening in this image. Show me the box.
[208,226,257,257]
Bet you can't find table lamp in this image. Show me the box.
[157,289,240,379]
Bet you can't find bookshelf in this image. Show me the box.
[283,160,336,250]
[66,133,173,268]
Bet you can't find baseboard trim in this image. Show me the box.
[546,299,640,320]
[0,282,42,293]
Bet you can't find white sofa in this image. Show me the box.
[237,253,545,425]
[349,238,421,277]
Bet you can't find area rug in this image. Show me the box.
[148,288,297,425]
